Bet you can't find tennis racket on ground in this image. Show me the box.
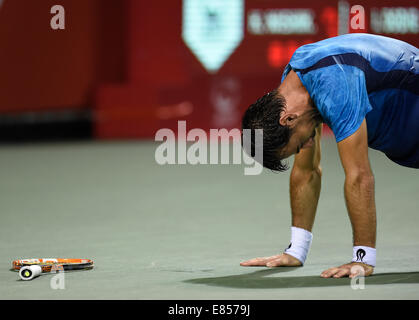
[12,258,94,281]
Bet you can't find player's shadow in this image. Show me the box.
[184,268,419,289]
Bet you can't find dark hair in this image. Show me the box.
[241,90,292,172]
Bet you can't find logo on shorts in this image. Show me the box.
[356,249,366,262]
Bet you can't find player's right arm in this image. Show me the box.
[289,122,322,232]
[240,124,322,267]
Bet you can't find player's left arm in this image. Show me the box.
[321,119,376,278]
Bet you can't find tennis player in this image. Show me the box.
[240,33,419,278]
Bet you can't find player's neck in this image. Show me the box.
[278,70,312,116]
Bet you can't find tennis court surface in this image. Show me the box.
[1,136,418,299]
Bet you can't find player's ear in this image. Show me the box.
[279,113,298,127]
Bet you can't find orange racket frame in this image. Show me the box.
[13,258,94,273]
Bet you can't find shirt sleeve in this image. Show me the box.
[296,64,373,142]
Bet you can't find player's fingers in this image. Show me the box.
[320,267,340,278]
[240,255,281,266]
[266,254,302,267]
[240,259,268,266]
[333,268,350,278]
[266,258,284,267]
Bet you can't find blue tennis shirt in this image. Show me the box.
[281,33,419,168]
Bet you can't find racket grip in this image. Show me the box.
[19,265,42,281]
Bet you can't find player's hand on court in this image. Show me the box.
[320,262,374,278]
[240,253,302,267]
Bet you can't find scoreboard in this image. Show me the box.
[182,0,419,75]
[95,0,419,138]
